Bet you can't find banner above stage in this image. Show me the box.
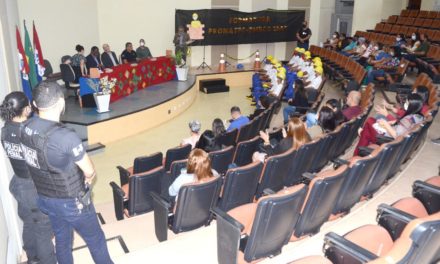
[175,9,305,46]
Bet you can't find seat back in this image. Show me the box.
[218,162,263,211]
[233,136,260,167]
[164,144,192,171]
[373,213,440,264]
[172,176,222,233]
[128,167,163,215]
[293,165,348,238]
[247,116,261,139]
[133,152,163,174]
[43,59,53,77]
[218,128,238,147]
[256,147,296,198]
[333,120,352,157]
[388,126,422,178]
[236,121,253,144]
[168,159,188,185]
[60,63,76,83]
[284,138,322,186]
[309,134,332,173]
[363,137,405,197]
[243,185,308,262]
[209,146,234,176]
[412,176,440,214]
[333,149,381,216]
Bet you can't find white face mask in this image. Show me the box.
[390,52,395,56]
[396,37,401,41]
[404,101,409,111]
[140,42,145,46]
[374,46,379,51]
[333,35,337,38]
[411,35,416,40]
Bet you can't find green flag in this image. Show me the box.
[24,22,38,88]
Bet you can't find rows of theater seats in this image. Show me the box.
[289,176,440,264]
[213,94,438,263]
[309,45,367,85]
[108,81,377,242]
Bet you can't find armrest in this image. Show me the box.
[357,147,374,157]
[109,181,126,221]
[412,180,440,215]
[376,135,394,145]
[376,203,416,240]
[117,165,130,186]
[324,232,378,263]
[151,191,172,242]
[262,188,276,196]
[332,158,349,166]
[212,207,244,264]
[302,172,316,184]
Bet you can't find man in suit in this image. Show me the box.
[101,43,119,69]
[86,46,103,70]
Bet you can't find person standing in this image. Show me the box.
[136,39,153,60]
[71,44,87,78]
[296,21,312,50]
[0,92,56,264]
[20,81,113,264]
[173,26,190,62]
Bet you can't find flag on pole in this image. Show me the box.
[33,21,45,82]
[24,21,38,88]
[16,26,32,101]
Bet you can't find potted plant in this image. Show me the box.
[174,50,189,81]
[91,76,117,113]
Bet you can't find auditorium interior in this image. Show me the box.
[0,0,440,263]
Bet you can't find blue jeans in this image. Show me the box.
[306,112,318,128]
[283,105,297,123]
[10,176,56,264]
[366,69,385,84]
[38,195,113,264]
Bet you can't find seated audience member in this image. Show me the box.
[283,79,309,123]
[181,120,201,149]
[307,106,336,139]
[253,117,311,162]
[394,33,406,49]
[342,90,362,120]
[304,66,323,90]
[337,33,349,51]
[349,37,368,56]
[168,149,218,198]
[71,44,87,78]
[268,73,285,98]
[86,46,103,70]
[357,40,376,66]
[101,43,119,68]
[249,96,271,120]
[326,98,345,126]
[227,106,250,132]
[324,32,340,50]
[355,93,424,155]
[378,85,431,119]
[365,46,400,84]
[196,118,226,152]
[121,42,137,64]
[402,33,429,62]
[136,39,153,60]
[340,37,357,56]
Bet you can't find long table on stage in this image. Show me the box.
[80,56,176,102]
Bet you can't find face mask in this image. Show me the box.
[140,42,145,46]
[396,37,401,41]
[411,35,416,40]
[374,46,379,51]
[390,52,395,56]
[333,35,337,38]
[404,101,409,111]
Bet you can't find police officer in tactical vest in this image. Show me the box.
[20,81,113,264]
[1,91,56,264]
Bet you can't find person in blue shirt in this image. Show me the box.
[227,106,250,132]
[365,46,400,84]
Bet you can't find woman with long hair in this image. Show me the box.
[307,106,337,139]
[169,148,218,197]
[0,92,56,263]
[196,118,226,152]
[283,79,309,123]
[253,117,311,162]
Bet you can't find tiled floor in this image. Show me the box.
[74,73,439,263]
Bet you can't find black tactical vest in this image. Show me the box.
[1,122,31,178]
[20,119,85,198]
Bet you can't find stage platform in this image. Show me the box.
[61,65,254,145]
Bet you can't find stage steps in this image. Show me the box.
[199,78,229,94]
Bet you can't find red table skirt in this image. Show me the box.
[102,56,176,102]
